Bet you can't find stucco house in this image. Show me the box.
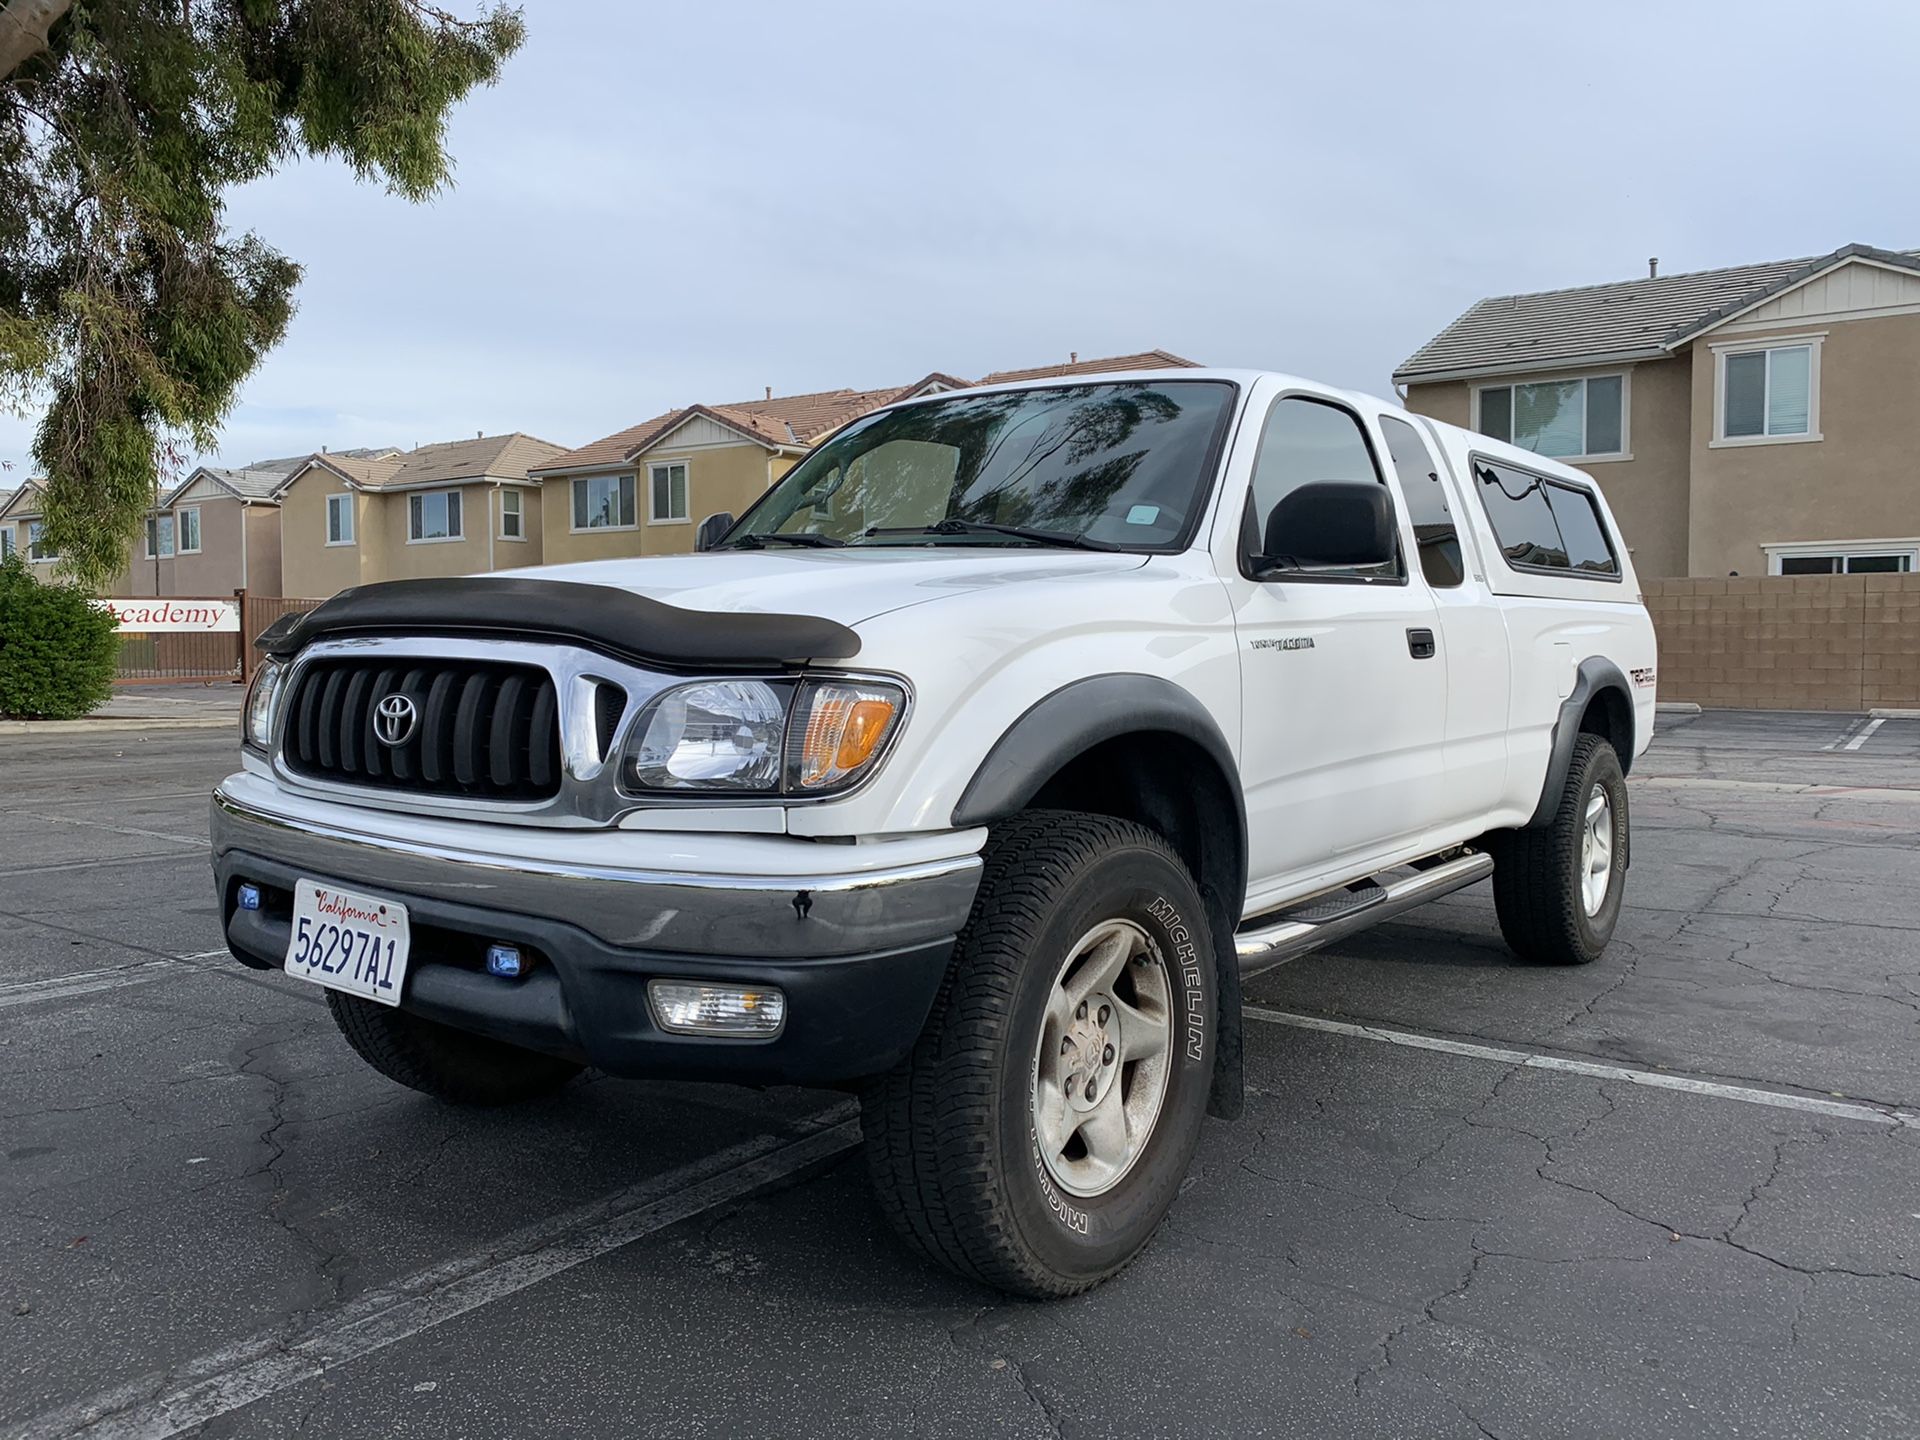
[277,433,566,599]
[529,350,1197,563]
[115,453,319,597]
[1395,243,1920,578]
[0,479,57,574]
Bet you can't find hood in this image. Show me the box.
[496,548,1151,629]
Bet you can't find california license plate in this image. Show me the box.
[286,879,411,1006]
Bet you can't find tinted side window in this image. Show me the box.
[1245,397,1399,580]
[1379,416,1462,588]
[1473,459,1620,579]
[1543,484,1619,575]
[1474,461,1568,569]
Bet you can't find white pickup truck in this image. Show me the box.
[212,368,1656,1296]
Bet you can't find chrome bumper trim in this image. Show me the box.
[211,789,983,959]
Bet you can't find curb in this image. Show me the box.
[0,716,236,736]
[1869,708,1920,720]
[1655,702,1702,716]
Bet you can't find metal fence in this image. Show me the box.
[112,593,322,685]
[114,630,243,684]
[240,595,322,682]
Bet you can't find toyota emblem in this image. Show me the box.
[373,693,419,747]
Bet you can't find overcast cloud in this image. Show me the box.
[4,0,1917,475]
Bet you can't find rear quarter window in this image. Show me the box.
[1472,458,1620,580]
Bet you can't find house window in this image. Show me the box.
[1,527,14,560]
[1767,543,1916,576]
[649,462,689,523]
[1472,459,1620,578]
[500,489,524,539]
[1477,375,1625,460]
[1720,343,1815,441]
[326,493,355,545]
[572,473,636,530]
[177,507,201,554]
[408,490,463,542]
[145,514,176,559]
[28,520,54,562]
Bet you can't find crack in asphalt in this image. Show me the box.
[235,1022,354,1309]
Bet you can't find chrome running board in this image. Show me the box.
[1235,851,1494,978]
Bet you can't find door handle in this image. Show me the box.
[1407,628,1436,660]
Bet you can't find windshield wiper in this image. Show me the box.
[860,518,1120,552]
[727,532,846,549]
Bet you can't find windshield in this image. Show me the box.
[726,380,1236,552]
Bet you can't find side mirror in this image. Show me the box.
[695,512,736,552]
[1259,481,1396,572]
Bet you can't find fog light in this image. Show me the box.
[647,980,786,1038]
[486,945,526,979]
[236,884,262,912]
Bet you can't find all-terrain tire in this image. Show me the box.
[1489,734,1628,966]
[862,810,1218,1298]
[326,991,583,1105]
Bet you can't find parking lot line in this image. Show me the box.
[16,811,207,848]
[1632,775,1920,800]
[0,950,234,1010]
[17,1105,862,1440]
[1842,716,1888,751]
[1246,1007,1920,1127]
[0,852,190,879]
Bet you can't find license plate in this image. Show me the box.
[286,879,411,1006]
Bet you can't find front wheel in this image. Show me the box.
[1489,733,1628,966]
[326,991,584,1105]
[863,811,1217,1297]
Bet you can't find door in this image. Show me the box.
[1224,390,1449,904]
[1380,414,1513,811]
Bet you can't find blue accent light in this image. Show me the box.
[237,884,262,912]
[486,945,525,979]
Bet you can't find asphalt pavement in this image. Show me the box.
[1,711,1916,1439]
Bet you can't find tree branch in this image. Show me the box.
[0,0,71,83]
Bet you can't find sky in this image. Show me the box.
[5,0,1920,476]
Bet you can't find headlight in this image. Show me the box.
[622,675,905,797]
[242,658,284,751]
[625,680,792,792]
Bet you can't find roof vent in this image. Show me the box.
[1648,256,1659,278]
[1070,352,1078,363]
[765,386,772,401]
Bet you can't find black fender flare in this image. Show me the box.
[951,674,1249,1121]
[1528,656,1635,847]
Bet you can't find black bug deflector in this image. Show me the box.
[258,576,861,669]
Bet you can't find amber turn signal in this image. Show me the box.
[792,681,904,790]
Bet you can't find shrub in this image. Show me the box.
[0,553,120,719]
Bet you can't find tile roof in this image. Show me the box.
[1395,243,1920,383]
[306,452,405,489]
[286,435,567,493]
[977,349,1200,385]
[368,433,568,489]
[170,448,400,505]
[0,478,43,519]
[533,351,1201,475]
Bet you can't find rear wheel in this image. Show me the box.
[863,811,1217,1297]
[1490,733,1628,966]
[326,991,583,1105]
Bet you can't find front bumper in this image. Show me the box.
[210,780,984,1085]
